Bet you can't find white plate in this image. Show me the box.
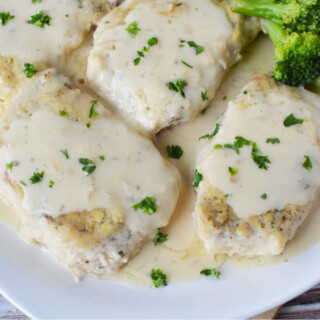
[0,220,319,319]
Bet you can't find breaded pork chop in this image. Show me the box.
[0,69,180,277]
[194,74,320,256]
[87,0,260,135]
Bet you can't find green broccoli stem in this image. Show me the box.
[231,0,290,22]
[264,20,287,46]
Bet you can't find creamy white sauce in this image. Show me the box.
[87,0,253,134]
[0,0,93,67]
[196,83,320,219]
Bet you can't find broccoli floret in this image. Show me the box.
[264,20,320,86]
[231,0,320,33]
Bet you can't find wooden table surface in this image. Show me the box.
[0,283,320,319]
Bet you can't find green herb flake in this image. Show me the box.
[200,268,221,279]
[142,46,150,52]
[150,268,167,288]
[148,37,158,46]
[29,171,44,184]
[224,144,239,154]
[214,144,223,149]
[20,180,27,186]
[199,123,220,140]
[201,106,210,115]
[27,11,51,28]
[228,167,239,176]
[133,57,141,66]
[187,41,205,55]
[234,136,252,148]
[283,114,304,127]
[201,90,208,101]
[60,149,69,159]
[23,63,38,78]
[59,110,69,117]
[181,60,193,69]
[137,51,144,57]
[266,138,280,144]
[79,158,96,175]
[6,161,19,171]
[86,122,91,128]
[89,100,98,118]
[49,180,55,188]
[261,193,267,200]
[168,79,187,98]
[0,12,14,26]
[251,142,271,170]
[303,155,312,171]
[32,0,42,3]
[167,145,183,159]
[99,155,105,161]
[222,96,227,101]
[243,90,248,95]
[193,169,203,188]
[131,196,158,215]
[126,21,140,37]
[153,228,168,245]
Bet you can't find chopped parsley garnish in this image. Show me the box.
[187,41,205,55]
[200,268,221,279]
[222,96,227,101]
[283,114,304,127]
[131,196,158,215]
[89,100,98,118]
[201,106,210,115]
[261,193,267,199]
[27,11,51,28]
[79,158,96,175]
[150,268,167,288]
[32,0,42,3]
[214,144,223,149]
[193,169,203,188]
[303,155,312,171]
[234,136,251,148]
[181,60,193,69]
[168,79,187,98]
[224,144,239,154]
[266,138,280,144]
[201,90,208,101]
[133,57,141,66]
[148,37,158,46]
[99,155,105,160]
[29,171,44,184]
[49,180,55,188]
[228,167,238,176]
[251,143,271,170]
[142,46,150,52]
[199,123,220,140]
[59,110,69,117]
[153,228,168,245]
[23,63,38,78]
[20,180,27,186]
[167,145,183,159]
[60,149,69,159]
[243,90,248,95]
[6,161,19,171]
[126,21,140,37]
[0,12,14,26]
[87,122,91,128]
[137,51,144,57]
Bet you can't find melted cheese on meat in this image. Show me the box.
[0,0,96,67]
[196,82,320,219]
[87,0,244,134]
[0,71,180,236]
